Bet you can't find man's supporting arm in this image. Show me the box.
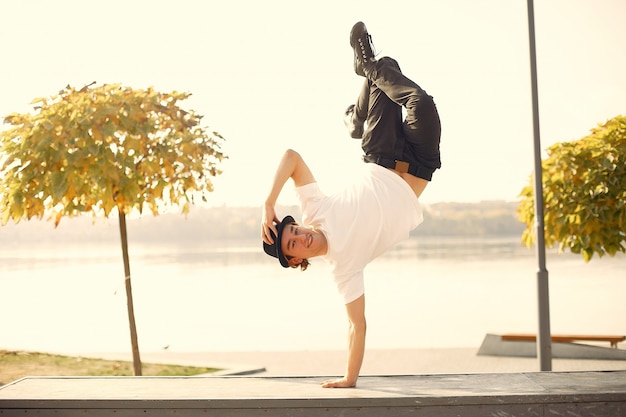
[321,294,366,388]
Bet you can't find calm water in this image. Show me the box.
[1,236,624,354]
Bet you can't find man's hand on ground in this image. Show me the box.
[320,377,357,388]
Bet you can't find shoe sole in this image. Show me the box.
[350,21,367,47]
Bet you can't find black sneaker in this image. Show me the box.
[344,104,364,139]
[350,21,376,76]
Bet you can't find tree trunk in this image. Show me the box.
[118,211,142,376]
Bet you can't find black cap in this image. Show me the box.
[263,215,295,268]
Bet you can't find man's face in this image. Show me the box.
[280,223,324,261]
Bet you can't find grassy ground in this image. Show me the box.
[0,350,220,386]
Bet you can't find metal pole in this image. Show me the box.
[526,0,552,371]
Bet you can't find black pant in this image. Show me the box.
[353,57,441,181]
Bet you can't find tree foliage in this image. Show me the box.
[1,83,225,226]
[518,115,626,262]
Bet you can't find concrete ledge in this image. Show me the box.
[1,371,625,416]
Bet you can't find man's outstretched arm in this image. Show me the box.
[262,149,315,244]
[322,294,366,388]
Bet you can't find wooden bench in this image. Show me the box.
[501,333,625,348]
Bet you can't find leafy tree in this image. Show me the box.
[518,115,626,262]
[1,83,226,374]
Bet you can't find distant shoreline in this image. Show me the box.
[2,201,525,246]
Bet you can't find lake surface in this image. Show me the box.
[1,236,624,354]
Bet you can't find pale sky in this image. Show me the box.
[1,0,625,209]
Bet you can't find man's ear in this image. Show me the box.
[288,257,303,268]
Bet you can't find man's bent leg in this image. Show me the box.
[359,68,404,161]
[365,57,441,177]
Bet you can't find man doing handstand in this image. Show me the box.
[261,21,441,388]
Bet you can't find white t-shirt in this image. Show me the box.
[295,163,424,304]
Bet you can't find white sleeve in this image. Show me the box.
[334,270,365,304]
[295,182,325,226]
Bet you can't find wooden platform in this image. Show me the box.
[478,333,626,360]
[1,371,626,416]
[501,333,625,348]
